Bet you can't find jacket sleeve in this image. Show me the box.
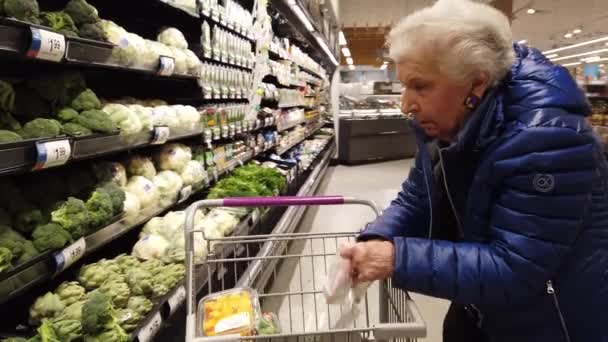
[392,126,598,306]
[358,151,431,241]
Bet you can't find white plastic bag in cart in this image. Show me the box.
[323,244,371,306]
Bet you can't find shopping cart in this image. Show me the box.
[183,196,427,342]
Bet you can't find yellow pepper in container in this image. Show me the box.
[198,287,261,337]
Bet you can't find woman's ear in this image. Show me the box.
[471,72,490,98]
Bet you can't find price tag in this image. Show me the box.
[54,237,86,274]
[158,56,175,76]
[167,286,186,315]
[137,312,162,342]
[34,139,71,170]
[179,186,193,202]
[151,126,170,145]
[27,28,66,62]
[204,129,213,142]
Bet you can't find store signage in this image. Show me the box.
[27,28,66,62]
[34,139,71,170]
[167,286,186,315]
[54,238,86,274]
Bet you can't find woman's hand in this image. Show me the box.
[340,240,395,284]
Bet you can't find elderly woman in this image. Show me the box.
[340,1,608,341]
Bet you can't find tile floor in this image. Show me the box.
[266,159,449,342]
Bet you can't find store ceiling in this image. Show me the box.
[339,0,608,67]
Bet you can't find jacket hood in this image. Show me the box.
[503,44,591,119]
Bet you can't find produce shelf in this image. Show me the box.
[276,123,325,155]
[0,128,204,176]
[199,12,255,43]
[132,136,334,342]
[0,140,277,305]
[198,55,254,71]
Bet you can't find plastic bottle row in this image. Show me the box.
[199,65,254,100]
[201,22,255,68]
[200,0,254,37]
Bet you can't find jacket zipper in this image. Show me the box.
[546,281,572,342]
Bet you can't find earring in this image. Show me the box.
[464,94,481,109]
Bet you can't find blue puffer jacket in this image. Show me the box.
[360,44,608,342]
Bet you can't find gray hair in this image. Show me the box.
[388,0,515,86]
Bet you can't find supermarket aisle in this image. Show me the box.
[265,159,449,342]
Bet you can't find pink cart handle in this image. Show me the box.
[222,196,345,207]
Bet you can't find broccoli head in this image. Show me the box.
[14,206,47,235]
[126,296,153,317]
[0,81,16,113]
[32,223,71,252]
[61,122,92,136]
[73,110,115,134]
[4,0,40,24]
[36,319,60,342]
[51,197,90,239]
[20,119,62,140]
[99,182,125,215]
[50,318,81,342]
[85,190,113,231]
[81,291,114,335]
[17,240,39,264]
[0,225,26,258]
[0,247,12,272]
[71,89,101,112]
[13,87,51,121]
[116,308,140,333]
[114,253,140,272]
[78,262,119,290]
[29,292,65,326]
[40,11,78,36]
[83,325,128,342]
[56,281,86,306]
[78,22,106,41]
[99,277,130,309]
[56,108,79,122]
[97,258,123,275]
[0,130,22,143]
[64,0,99,25]
[124,267,153,296]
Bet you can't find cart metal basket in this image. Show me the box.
[184,196,427,342]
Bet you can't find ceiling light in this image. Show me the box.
[582,56,601,63]
[551,48,608,62]
[564,33,573,38]
[314,35,338,65]
[518,40,528,44]
[289,2,315,32]
[573,28,582,34]
[348,65,355,70]
[543,36,608,54]
[339,31,347,46]
[562,62,581,67]
[383,61,389,65]
[380,64,388,70]
[346,57,354,65]
[341,47,351,58]
[545,53,559,58]
[527,8,536,14]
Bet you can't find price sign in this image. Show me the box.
[151,126,170,145]
[179,186,193,202]
[137,312,162,342]
[158,56,175,76]
[54,238,86,274]
[34,139,71,170]
[167,286,186,315]
[27,28,66,62]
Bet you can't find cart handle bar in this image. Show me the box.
[198,195,379,214]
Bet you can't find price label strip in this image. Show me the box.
[151,126,170,145]
[27,28,66,62]
[167,286,187,315]
[34,139,71,170]
[179,186,193,203]
[137,312,162,342]
[158,56,176,76]
[54,238,86,274]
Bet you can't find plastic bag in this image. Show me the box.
[323,253,353,305]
